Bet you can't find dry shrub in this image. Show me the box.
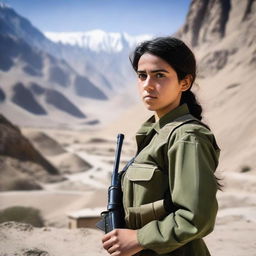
[0,206,44,227]
[6,177,43,191]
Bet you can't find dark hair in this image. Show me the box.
[130,36,203,120]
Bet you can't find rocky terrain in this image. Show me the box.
[0,114,93,192]
[176,0,256,174]
[0,115,61,191]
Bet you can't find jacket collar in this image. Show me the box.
[135,104,190,150]
[136,104,190,136]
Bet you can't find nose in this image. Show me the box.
[143,76,155,91]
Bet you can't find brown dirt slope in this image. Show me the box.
[0,114,59,174]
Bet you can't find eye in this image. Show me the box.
[155,73,165,78]
[137,73,147,80]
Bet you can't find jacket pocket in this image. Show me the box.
[126,163,168,207]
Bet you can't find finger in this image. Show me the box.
[103,236,118,250]
[111,251,121,256]
[102,232,113,243]
[103,239,112,250]
[107,244,120,254]
[102,229,119,242]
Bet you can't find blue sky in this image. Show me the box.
[4,0,191,36]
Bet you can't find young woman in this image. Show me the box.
[102,37,220,256]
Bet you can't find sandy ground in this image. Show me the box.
[0,221,108,256]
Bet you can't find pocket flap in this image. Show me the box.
[126,164,156,181]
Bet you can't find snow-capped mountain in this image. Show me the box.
[43,30,153,92]
[0,2,152,127]
[44,30,152,53]
[0,3,110,128]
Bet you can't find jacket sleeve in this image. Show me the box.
[137,131,220,254]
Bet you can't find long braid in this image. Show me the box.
[180,90,203,120]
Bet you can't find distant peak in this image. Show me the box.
[44,30,153,53]
[0,2,11,8]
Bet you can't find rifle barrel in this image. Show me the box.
[111,134,124,186]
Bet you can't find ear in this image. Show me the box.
[180,75,193,92]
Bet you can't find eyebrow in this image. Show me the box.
[137,69,169,73]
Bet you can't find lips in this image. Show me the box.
[143,95,157,100]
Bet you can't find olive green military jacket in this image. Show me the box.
[121,104,220,256]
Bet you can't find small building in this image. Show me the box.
[67,207,105,229]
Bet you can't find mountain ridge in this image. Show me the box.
[0,4,111,127]
[44,30,152,53]
[176,0,256,172]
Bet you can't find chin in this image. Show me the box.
[144,104,156,112]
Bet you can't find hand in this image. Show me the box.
[102,229,143,256]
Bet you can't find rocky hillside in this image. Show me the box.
[0,115,59,174]
[0,4,148,128]
[174,0,256,172]
[0,115,62,190]
[0,4,109,127]
[0,4,110,92]
[0,114,93,191]
[44,30,152,91]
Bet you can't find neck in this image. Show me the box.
[154,113,160,122]
[154,102,181,121]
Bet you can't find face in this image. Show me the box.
[137,53,191,119]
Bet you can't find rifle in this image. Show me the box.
[96,133,125,233]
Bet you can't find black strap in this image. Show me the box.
[136,129,157,155]
[121,157,135,172]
